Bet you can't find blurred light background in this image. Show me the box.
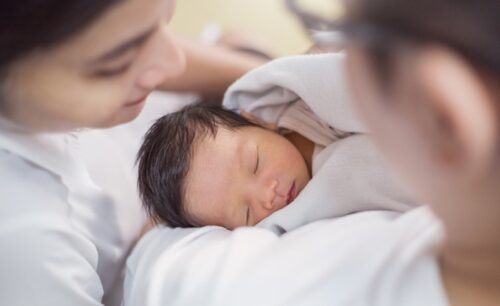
[169,0,342,56]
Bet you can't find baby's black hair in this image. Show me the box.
[137,103,258,227]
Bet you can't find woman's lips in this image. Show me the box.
[286,181,297,205]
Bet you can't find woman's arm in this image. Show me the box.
[159,36,267,98]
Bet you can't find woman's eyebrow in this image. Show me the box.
[92,25,156,64]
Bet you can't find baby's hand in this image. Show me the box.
[240,111,278,131]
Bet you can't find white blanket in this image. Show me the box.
[224,54,366,134]
[223,54,419,232]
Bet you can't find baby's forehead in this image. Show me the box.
[190,127,242,163]
[184,124,264,193]
[183,133,240,224]
[192,124,260,146]
[185,127,240,187]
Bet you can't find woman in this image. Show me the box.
[343,0,500,304]
[0,0,264,305]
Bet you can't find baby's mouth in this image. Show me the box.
[286,181,297,205]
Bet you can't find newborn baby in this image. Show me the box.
[137,103,314,229]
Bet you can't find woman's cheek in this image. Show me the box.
[69,83,127,127]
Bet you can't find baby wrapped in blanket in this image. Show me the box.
[136,54,419,233]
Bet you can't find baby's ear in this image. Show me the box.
[416,45,498,173]
[240,111,278,131]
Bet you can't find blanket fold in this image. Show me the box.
[224,53,367,134]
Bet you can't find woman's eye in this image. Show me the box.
[93,62,132,78]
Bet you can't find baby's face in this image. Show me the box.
[184,126,310,229]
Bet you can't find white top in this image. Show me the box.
[0,92,193,306]
[124,207,449,306]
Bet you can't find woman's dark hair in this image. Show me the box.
[0,0,122,71]
[341,0,500,77]
[136,103,258,228]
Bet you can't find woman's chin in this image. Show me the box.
[97,104,146,128]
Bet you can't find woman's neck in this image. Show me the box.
[442,250,500,306]
[436,177,500,306]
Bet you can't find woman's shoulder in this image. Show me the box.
[0,149,100,272]
[0,148,96,247]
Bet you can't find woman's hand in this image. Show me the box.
[159,35,268,99]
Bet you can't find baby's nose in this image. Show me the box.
[261,179,278,210]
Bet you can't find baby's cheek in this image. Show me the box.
[255,209,275,225]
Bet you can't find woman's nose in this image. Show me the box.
[136,26,186,90]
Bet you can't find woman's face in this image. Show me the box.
[345,45,455,200]
[2,0,185,131]
[347,42,500,208]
